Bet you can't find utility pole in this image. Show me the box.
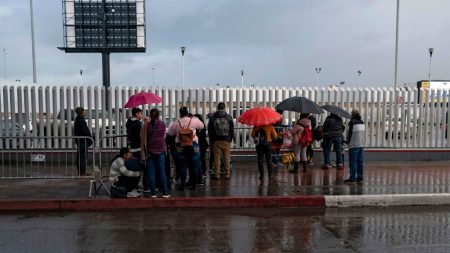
[394,0,400,89]
[30,0,37,83]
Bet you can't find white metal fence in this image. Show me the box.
[1,84,449,149]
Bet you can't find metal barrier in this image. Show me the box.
[0,136,95,179]
[91,134,128,198]
[0,136,100,197]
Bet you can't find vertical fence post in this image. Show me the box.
[17,86,24,149]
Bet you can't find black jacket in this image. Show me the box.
[74,115,92,146]
[322,114,344,139]
[197,127,209,150]
[126,118,142,149]
[207,110,234,143]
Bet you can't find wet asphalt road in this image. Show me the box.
[1,206,450,253]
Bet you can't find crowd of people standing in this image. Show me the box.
[70,102,366,198]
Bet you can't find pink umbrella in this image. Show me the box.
[124,91,162,108]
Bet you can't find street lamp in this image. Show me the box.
[357,70,362,86]
[315,67,322,86]
[2,49,7,80]
[152,67,155,91]
[339,81,345,86]
[79,69,83,86]
[181,46,186,89]
[241,70,244,88]
[428,48,434,87]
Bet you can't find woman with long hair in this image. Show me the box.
[141,108,170,198]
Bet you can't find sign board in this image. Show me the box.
[61,0,146,53]
[30,154,46,162]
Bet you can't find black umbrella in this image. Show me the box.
[321,105,351,119]
[276,96,324,114]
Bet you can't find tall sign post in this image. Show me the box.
[59,0,146,109]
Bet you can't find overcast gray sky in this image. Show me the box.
[1,0,450,88]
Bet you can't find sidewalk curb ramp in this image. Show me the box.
[1,194,450,211]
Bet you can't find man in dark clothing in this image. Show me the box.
[74,107,92,176]
[321,113,344,170]
[126,107,143,158]
[126,107,145,188]
[207,102,234,179]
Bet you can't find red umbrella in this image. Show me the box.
[124,91,162,108]
[238,107,282,126]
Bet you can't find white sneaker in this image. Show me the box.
[127,190,142,198]
[162,194,171,198]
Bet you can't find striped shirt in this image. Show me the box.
[109,157,141,183]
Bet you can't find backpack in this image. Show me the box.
[255,127,268,145]
[214,117,229,137]
[298,123,313,147]
[178,118,194,147]
[313,126,324,141]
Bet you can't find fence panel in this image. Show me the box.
[0,84,449,149]
[0,136,95,179]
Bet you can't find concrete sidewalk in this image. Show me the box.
[0,161,449,210]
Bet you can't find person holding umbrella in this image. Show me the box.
[290,113,312,173]
[251,123,278,184]
[239,107,281,185]
[124,91,163,190]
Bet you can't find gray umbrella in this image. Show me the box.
[321,105,351,119]
[276,96,324,114]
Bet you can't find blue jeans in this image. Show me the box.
[173,143,200,189]
[349,147,364,180]
[323,136,343,166]
[146,152,168,194]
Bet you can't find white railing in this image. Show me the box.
[0,83,449,149]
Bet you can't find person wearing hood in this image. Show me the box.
[321,113,344,170]
[344,110,366,183]
[207,102,234,179]
[290,113,312,173]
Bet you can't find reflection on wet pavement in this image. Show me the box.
[180,161,450,197]
[0,161,449,199]
[1,206,450,252]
